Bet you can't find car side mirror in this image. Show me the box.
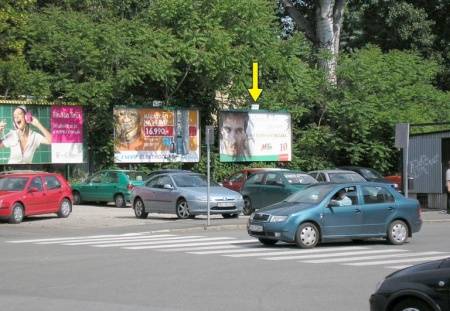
[328,200,339,207]
[163,184,174,190]
[28,187,39,193]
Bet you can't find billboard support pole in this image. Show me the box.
[205,126,214,227]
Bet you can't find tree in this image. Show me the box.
[281,0,346,84]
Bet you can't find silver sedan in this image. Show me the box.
[131,172,244,219]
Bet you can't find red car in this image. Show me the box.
[0,171,73,224]
[222,168,289,192]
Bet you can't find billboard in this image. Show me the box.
[113,107,200,163]
[0,104,84,164]
[219,111,291,162]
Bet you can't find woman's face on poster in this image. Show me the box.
[13,108,27,130]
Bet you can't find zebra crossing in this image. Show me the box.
[6,232,449,269]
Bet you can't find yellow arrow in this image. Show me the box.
[248,62,262,102]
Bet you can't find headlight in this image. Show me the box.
[270,215,288,222]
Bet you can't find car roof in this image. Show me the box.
[307,181,392,187]
[0,170,57,177]
[308,169,358,174]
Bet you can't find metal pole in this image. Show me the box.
[206,128,211,227]
[403,124,410,197]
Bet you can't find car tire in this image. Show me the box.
[133,198,148,219]
[73,191,81,205]
[114,194,126,208]
[176,199,190,219]
[242,197,253,216]
[295,222,320,248]
[57,198,72,218]
[392,298,431,311]
[258,238,278,246]
[387,220,409,245]
[9,203,24,224]
[222,213,239,219]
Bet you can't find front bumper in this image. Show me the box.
[247,219,295,242]
[188,199,244,215]
[369,293,387,311]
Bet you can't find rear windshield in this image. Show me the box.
[125,171,145,181]
[329,173,365,182]
[0,177,28,191]
[283,173,317,185]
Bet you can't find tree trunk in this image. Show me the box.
[282,0,346,85]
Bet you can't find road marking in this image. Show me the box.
[124,239,257,250]
[304,250,430,263]
[262,249,403,261]
[225,246,368,258]
[40,234,176,245]
[345,253,450,266]
[189,248,277,255]
[6,232,149,243]
[93,237,233,248]
[65,235,203,246]
[162,245,244,252]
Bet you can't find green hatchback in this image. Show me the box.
[241,170,317,215]
[71,170,145,207]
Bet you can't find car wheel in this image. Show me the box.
[258,238,278,245]
[73,191,81,205]
[57,198,72,218]
[392,298,431,311]
[222,213,239,219]
[133,198,148,219]
[387,220,409,245]
[9,203,24,224]
[242,197,253,216]
[114,194,126,208]
[176,199,190,219]
[295,222,319,248]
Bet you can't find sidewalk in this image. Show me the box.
[421,209,450,222]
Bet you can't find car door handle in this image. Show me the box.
[388,207,394,211]
[354,208,361,214]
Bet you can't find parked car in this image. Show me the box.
[338,166,400,190]
[131,171,244,219]
[145,169,191,181]
[71,170,145,207]
[0,171,73,224]
[370,257,450,311]
[308,169,366,183]
[247,182,422,247]
[241,170,317,215]
[222,168,289,192]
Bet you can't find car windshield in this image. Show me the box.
[329,173,365,182]
[0,177,28,191]
[283,173,317,185]
[284,184,334,204]
[172,174,219,187]
[126,171,145,181]
[360,168,383,179]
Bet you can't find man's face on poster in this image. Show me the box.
[221,114,247,155]
[114,109,140,143]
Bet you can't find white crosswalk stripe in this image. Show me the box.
[6,233,448,269]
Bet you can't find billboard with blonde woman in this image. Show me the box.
[0,103,84,164]
[219,111,291,162]
[113,107,200,163]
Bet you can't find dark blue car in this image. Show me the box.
[247,182,422,248]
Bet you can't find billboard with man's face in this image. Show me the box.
[0,103,84,164]
[219,111,292,162]
[113,107,200,163]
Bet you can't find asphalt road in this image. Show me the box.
[1,205,450,311]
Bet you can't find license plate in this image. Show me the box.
[249,224,263,232]
[217,202,235,207]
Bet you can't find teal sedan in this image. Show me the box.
[71,170,145,207]
[241,170,317,215]
[247,183,422,248]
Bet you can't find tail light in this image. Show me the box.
[127,184,134,191]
